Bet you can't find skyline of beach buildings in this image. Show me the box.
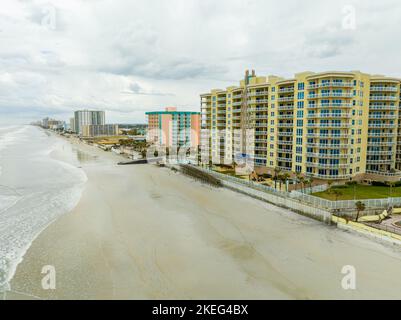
[200,70,401,180]
[73,110,105,134]
[146,107,201,150]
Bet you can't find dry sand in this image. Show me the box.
[5,138,401,299]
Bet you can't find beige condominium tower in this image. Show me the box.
[200,70,401,181]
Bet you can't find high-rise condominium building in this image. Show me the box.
[81,124,119,138]
[74,110,105,134]
[200,70,401,181]
[146,107,200,149]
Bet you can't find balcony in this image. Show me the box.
[277,122,293,128]
[308,123,351,128]
[308,103,352,108]
[306,152,350,159]
[367,141,396,146]
[248,91,268,97]
[277,96,294,102]
[367,150,394,156]
[307,82,353,89]
[306,133,349,138]
[308,93,353,99]
[277,148,292,153]
[368,123,396,128]
[277,114,294,119]
[255,131,268,135]
[306,162,349,169]
[255,107,268,112]
[217,97,226,101]
[278,140,293,145]
[277,157,292,162]
[307,143,349,149]
[366,159,393,164]
[255,122,267,127]
[370,96,397,101]
[248,99,269,104]
[277,131,293,136]
[278,105,294,111]
[278,87,295,93]
[307,113,350,118]
[368,132,396,137]
[255,146,267,151]
[308,173,351,180]
[369,114,397,120]
[370,86,398,92]
[369,105,397,110]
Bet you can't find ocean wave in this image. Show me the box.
[0,126,87,292]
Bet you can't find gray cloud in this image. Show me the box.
[0,0,401,124]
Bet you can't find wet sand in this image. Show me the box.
[5,138,401,299]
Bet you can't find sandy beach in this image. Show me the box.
[4,135,401,300]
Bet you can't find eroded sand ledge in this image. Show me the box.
[6,137,401,299]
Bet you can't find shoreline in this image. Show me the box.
[5,131,401,299]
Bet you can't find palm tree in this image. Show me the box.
[308,177,314,190]
[355,201,366,222]
[274,167,281,190]
[296,172,302,191]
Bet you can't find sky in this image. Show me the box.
[0,0,400,125]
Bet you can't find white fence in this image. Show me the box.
[197,166,401,212]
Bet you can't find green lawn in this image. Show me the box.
[313,184,401,200]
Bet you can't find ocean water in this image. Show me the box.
[0,125,87,291]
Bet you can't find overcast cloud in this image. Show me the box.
[0,0,400,124]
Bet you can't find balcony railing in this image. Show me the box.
[306,162,349,169]
[370,96,397,101]
[277,131,293,136]
[366,159,393,164]
[308,123,350,128]
[308,103,352,108]
[278,87,295,93]
[370,86,398,92]
[307,143,349,149]
[369,115,397,120]
[368,123,396,128]
[307,82,353,89]
[277,96,294,102]
[308,93,353,99]
[306,133,349,138]
[369,105,397,110]
[306,153,350,159]
[307,113,350,118]
[278,105,294,110]
[307,173,351,180]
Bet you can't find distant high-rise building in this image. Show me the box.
[74,110,105,134]
[146,107,200,149]
[81,124,119,137]
[70,117,76,133]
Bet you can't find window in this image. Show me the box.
[298,92,304,100]
[298,83,305,91]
